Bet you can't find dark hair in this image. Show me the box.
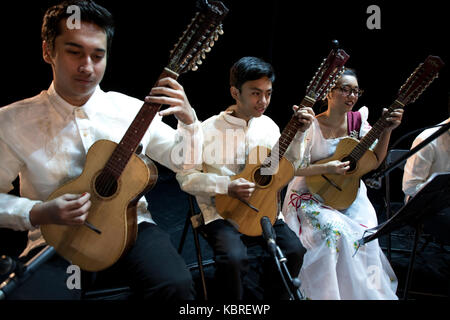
[341,67,358,80]
[317,67,359,111]
[42,0,114,54]
[229,56,275,91]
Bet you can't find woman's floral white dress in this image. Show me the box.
[282,107,398,300]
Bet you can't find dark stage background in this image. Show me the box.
[1,1,448,205]
[0,0,449,301]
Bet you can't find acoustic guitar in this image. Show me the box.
[41,1,229,272]
[215,41,350,236]
[305,55,445,210]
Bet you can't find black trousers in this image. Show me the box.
[6,248,81,300]
[91,222,195,300]
[200,218,306,300]
[7,222,195,300]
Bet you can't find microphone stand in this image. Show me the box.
[272,244,304,300]
[261,216,304,300]
[0,245,55,300]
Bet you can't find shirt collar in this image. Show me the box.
[221,108,255,128]
[47,82,102,120]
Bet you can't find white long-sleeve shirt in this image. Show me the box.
[0,83,202,236]
[402,118,450,199]
[176,109,305,224]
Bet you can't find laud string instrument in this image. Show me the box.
[41,0,229,271]
[305,55,445,210]
[215,41,350,236]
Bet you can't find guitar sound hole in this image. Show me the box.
[341,156,357,172]
[253,167,273,187]
[95,172,118,198]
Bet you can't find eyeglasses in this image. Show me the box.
[334,85,364,98]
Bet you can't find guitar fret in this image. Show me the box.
[349,101,402,162]
[101,72,177,180]
[104,162,121,178]
[304,55,444,213]
[273,117,302,160]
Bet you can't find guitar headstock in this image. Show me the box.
[306,40,350,101]
[166,0,229,75]
[397,55,445,105]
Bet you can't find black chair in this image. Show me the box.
[177,194,215,300]
[383,149,411,260]
[81,271,132,300]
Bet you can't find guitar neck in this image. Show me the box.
[349,100,404,162]
[103,68,179,179]
[270,96,316,162]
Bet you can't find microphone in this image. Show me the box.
[0,246,55,300]
[260,216,277,256]
[0,255,25,277]
[261,216,301,300]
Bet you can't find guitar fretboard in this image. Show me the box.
[266,96,316,167]
[348,100,404,162]
[103,69,178,181]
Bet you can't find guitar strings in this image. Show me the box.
[95,103,156,197]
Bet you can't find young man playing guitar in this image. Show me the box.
[176,56,315,299]
[0,0,202,300]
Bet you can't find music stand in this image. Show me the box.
[359,172,450,300]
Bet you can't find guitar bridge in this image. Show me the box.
[321,174,343,192]
[84,221,102,235]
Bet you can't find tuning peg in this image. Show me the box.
[196,59,203,65]
[191,65,198,71]
[218,25,224,35]
[331,39,340,49]
[201,51,206,59]
[209,41,215,47]
[320,58,326,67]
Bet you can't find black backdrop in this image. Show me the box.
[1,0,449,202]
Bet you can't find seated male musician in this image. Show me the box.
[402,107,450,245]
[0,0,201,300]
[176,56,314,299]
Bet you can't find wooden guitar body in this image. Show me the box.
[305,137,378,210]
[215,43,350,236]
[305,55,445,210]
[41,140,157,271]
[40,1,229,271]
[215,146,294,236]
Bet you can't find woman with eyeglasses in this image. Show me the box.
[281,68,403,299]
